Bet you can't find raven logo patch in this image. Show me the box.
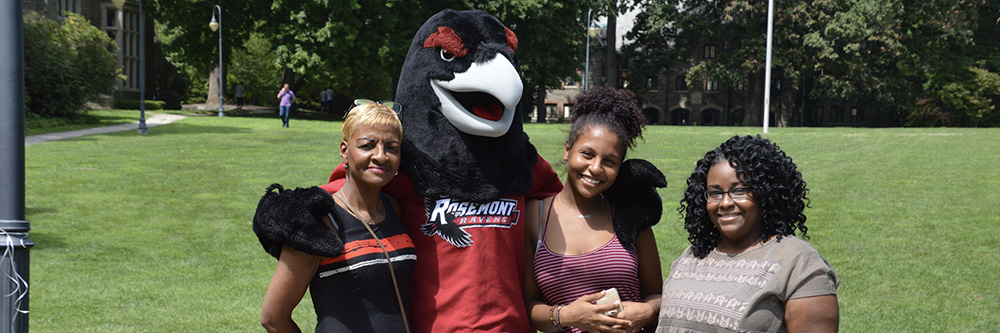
[420,197,520,247]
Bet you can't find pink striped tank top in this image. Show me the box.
[533,198,641,332]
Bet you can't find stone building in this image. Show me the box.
[542,37,888,127]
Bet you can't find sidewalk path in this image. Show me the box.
[25,113,187,146]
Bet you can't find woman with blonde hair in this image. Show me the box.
[257,100,415,332]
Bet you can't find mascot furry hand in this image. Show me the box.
[252,184,342,259]
[322,9,562,333]
[604,159,669,246]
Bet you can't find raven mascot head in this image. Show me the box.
[395,9,536,203]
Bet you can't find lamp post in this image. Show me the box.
[762,0,774,133]
[112,0,147,134]
[584,9,592,90]
[210,5,224,117]
[584,10,602,91]
[584,9,601,91]
[1,1,33,331]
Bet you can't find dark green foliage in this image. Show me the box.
[227,33,280,106]
[113,99,167,110]
[23,11,119,117]
[145,38,189,110]
[152,0,589,108]
[625,0,1000,127]
[23,110,98,130]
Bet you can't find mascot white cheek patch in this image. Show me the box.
[431,53,522,137]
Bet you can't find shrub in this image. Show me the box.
[913,67,1000,127]
[113,99,166,110]
[296,99,321,111]
[160,91,182,110]
[23,110,98,129]
[23,11,119,118]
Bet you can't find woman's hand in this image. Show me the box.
[560,291,632,333]
[612,301,658,333]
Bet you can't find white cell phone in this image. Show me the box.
[595,287,624,316]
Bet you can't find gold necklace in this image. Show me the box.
[557,193,606,219]
[714,236,772,256]
[334,191,382,225]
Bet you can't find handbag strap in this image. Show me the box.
[537,199,546,245]
[322,213,339,236]
[334,191,411,333]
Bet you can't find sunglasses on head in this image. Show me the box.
[353,99,403,117]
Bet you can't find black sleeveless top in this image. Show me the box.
[310,193,417,332]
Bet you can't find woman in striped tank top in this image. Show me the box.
[523,87,663,332]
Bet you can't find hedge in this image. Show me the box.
[113,99,166,110]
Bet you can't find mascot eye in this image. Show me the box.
[424,26,468,61]
[440,49,456,62]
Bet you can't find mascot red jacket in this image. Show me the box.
[321,9,562,332]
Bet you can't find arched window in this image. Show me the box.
[671,108,690,125]
[642,108,660,125]
[701,108,720,126]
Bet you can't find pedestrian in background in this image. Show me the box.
[321,86,334,113]
[276,84,295,128]
[235,81,246,115]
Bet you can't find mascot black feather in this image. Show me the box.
[322,10,562,332]
[252,184,342,259]
[604,159,668,246]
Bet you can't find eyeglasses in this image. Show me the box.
[353,99,403,117]
[706,187,752,203]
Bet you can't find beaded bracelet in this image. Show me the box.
[548,305,558,330]
[554,304,566,331]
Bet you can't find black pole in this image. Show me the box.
[137,0,148,134]
[0,1,32,332]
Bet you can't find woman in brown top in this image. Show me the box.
[657,135,839,333]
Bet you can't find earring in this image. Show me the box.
[343,163,348,169]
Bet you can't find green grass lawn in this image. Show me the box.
[24,109,222,136]
[24,112,1000,331]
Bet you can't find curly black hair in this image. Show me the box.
[566,86,646,157]
[678,135,810,259]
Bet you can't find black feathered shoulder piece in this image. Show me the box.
[604,159,668,246]
[252,184,343,259]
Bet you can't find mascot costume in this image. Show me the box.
[321,9,562,332]
[252,8,667,333]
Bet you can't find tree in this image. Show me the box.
[152,0,440,104]
[625,0,998,127]
[899,0,999,126]
[625,0,782,126]
[471,0,590,121]
[622,1,681,94]
[151,0,590,116]
[227,33,280,106]
[151,0,262,103]
[23,11,119,117]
